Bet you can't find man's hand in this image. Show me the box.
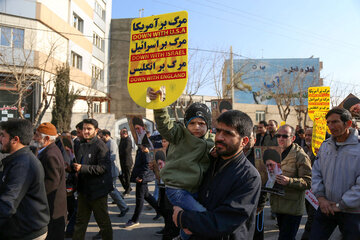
[183,228,193,235]
[65,162,72,173]
[172,206,193,235]
[318,196,336,215]
[135,177,143,183]
[172,206,183,227]
[73,163,82,172]
[141,146,149,153]
[330,202,341,213]
[275,174,290,185]
[147,87,162,100]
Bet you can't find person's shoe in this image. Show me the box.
[118,207,130,217]
[122,188,133,196]
[92,232,101,240]
[124,220,139,228]
[152,212,162,220]
[154,228,165,236]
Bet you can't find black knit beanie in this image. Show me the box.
[184,102,211,128]
[263,149,281,164]
[343,97,360,111]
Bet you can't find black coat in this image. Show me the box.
[119,136,133,168]
[0,147,49,239]
[180,152,261,240]
[130,148,155,183]
[75,137,113,200]
[37,142,67,220]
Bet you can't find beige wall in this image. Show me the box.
[36,3,92,53]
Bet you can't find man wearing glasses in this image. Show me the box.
[269,124,312,240]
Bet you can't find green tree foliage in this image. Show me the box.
[51,64,78,132]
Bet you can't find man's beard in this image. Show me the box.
[215,140,241,158]
[0,142,11,154]
[29,140,42,149]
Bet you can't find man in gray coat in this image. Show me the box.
[311,108,360,239]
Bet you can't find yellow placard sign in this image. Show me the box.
[308,86,330,121]
[127,11,188,109]
[312,112,327,156]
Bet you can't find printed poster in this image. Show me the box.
[254,146,285,196]
[312,112,327,156]
[210,99,232,129]
[308,86,330,121]
[128,11,188,109]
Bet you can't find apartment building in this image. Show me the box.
[0,0,112,125]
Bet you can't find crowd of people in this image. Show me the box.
[0,95,359,240]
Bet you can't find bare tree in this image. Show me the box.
[261,73,295,122]
[293,73,320,128]
[170,48,215,121]
[0,28,63,127]
[327,79,359,108]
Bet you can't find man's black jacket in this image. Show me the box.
[180,152,261,240]
[0,147,49,239]
[75,137,113,200]
[119,136,133,168]
[130,147,155,183]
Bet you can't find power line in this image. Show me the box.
[201,0,360,50]
[1,20,358,87]
[151,0,360,57]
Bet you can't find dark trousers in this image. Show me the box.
[73,194,112,240]
[46,216,65,240]
[253,210,264,240]
[65,196,77,235]
[119,164,132,193]
[310,209,360,240]
[301,200,316,239]
[276,213,302,240]
[131,182,159,223]
[158,186,179,240]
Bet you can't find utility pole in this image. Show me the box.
[230,46,235,109]
[139,8,144,18]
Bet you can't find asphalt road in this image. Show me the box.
[66,181,342,240]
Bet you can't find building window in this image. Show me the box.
[92,65,104,82]
[0,26,24,48]
[93,102,100,113]
[92,32,104,51]
[71,51,82,70]
[73,13,84,32]
[256,111,265,122]
[95,1,106,20]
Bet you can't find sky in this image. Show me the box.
[112,0,360,97]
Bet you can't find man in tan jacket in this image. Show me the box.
[269,124,312,240]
